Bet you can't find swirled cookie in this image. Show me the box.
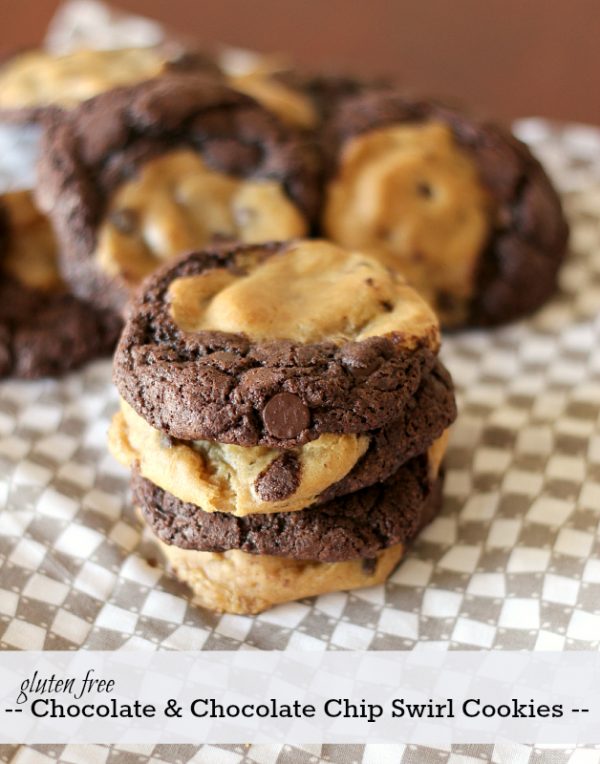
[132,432,446,561]
[0,45,220,122]
[0,190,121,378]
[322,91,569,327]
[36,74,321,313]
[109,362,455,516]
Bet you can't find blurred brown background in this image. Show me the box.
[3,0,599,125]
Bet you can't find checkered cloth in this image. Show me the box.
[1,4,600,761]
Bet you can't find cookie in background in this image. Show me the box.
[36,73,321,314]
[0,43,220,123]
[321,91,569,328]
[0,190,121,378]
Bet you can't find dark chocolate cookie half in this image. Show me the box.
[133,452,443,562]
[36,73,321,314]
[111,358,456,516]
[113,239,443,447]
[318,360,455,502]
[322,90,569,327]
[0,190,121,379]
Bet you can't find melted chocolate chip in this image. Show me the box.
[361,557,378,575]
[262,392,310,440]
[255,451,301,502]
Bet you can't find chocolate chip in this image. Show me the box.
[416,181,433,198]
[361,557,378,575]
[262,392,310,439]
[110,208,138,235]
[255,452,301,502]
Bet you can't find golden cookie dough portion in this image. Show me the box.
[0,48,165,110]
[228,72,317,129]
[218,48,317,129]
[95,150,308,286]
[110,400,369,516]
[155,540,406,614]
[169,239,440,351]
[323,122,493,324]
[1,190,61,292]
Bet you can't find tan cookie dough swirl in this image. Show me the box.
[95,150,307,287]
[324,122,493,324]
[110,401,369,516]
[0,190,61,293]
[0,48,166,114]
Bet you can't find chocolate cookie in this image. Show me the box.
[113,239,442,447]
[0,190,121,378]
[226,70,389,130]
[321,90,569,327]
[0,44,221,123]
[275,71,393,124]
[133,443,444,562]
[110,361,455,516]
[36,73,321,313]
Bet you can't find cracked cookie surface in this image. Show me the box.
[113,240,442,447]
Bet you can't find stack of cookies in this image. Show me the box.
[109,239,457,613]
[0,22,569,611]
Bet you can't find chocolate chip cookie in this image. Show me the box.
[113,239,441,448]
[0,44,220,123]
[36,73,321,313]
[0,190,121,378]
[321,91,569,327]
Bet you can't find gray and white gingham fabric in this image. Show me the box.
[1,4,600,761]
[0,117,598,764]
[1,121,598,655]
